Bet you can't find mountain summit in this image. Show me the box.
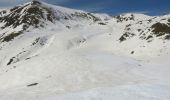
[0,0,56,29]
[0,0,107,42]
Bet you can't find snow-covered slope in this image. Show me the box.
[111,13,170,58]
[0,1,170,100]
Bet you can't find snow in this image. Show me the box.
[0,1,170,100]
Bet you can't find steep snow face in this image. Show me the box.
[0,0,109,43]
[0,1,170,100]
[118,14,170,42]
[111,13,170,58]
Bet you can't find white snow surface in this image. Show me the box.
[0,1,170,100]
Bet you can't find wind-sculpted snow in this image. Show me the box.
[0,1,170,100]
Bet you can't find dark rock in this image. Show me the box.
[27,83,38,87]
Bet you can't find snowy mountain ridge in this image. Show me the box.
[0,1,170,100]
